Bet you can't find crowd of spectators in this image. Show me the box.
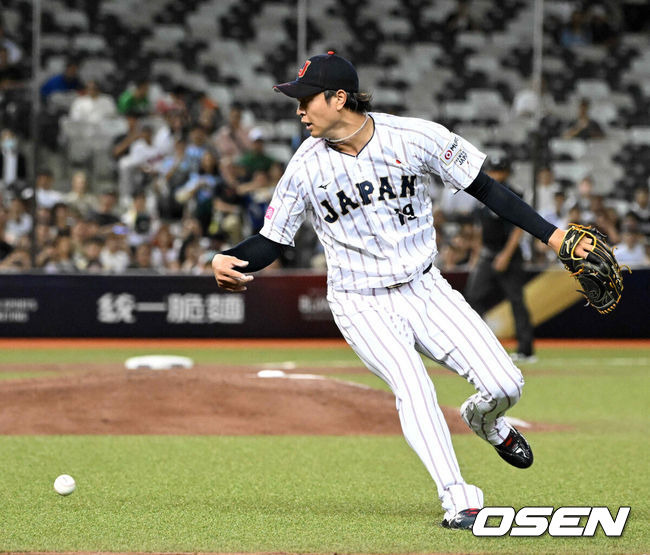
[0,1,649,275]
[0,74,291,274]
[2,91,648,275]
[1,86,650,273]
[437,168,650,272]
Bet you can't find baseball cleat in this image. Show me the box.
[494,427,533,468]
[441,508,481,530]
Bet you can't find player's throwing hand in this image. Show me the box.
[212,254,253,292]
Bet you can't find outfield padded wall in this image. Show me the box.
[0,270,646,338]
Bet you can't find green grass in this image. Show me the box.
[0,345,360,366]
[0,344,648,554]
[0,371,52,380]
[0,434,646,553]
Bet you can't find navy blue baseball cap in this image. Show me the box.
[274,51,359,98]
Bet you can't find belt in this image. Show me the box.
[386,262,432,289]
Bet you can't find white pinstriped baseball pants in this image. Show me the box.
[328,265,524,520]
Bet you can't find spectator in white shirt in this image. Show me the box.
[69,80,117,124]
[615,224,649,268]
[152,110,185,159]
[64,170,96,218]
[118,125,165,201]
[0,128,27,194]
[540,188,568,230]
[99,227,131,272]
[566,176,596,222]
[35,169,63,209]
[535,167,561,214]
[44,233,77,273]
[511,77,556,119]
[629,185,650,237]
[5,196,32,244]
[150,223,179,272]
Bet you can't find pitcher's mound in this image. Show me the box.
[0,364,555,435]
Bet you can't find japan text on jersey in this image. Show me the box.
[261,112,487,291]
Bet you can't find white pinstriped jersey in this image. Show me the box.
[260,112,487,291]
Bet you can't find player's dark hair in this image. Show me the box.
[323,90,372,113]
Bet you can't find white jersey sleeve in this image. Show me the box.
[259,163,307,246]
[413,120,486,191]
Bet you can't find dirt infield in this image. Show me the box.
[0,362,444,435]
[0,359,563,435]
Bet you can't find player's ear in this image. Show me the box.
[335,89,347,111]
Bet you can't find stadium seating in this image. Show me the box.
[2,0,649,206]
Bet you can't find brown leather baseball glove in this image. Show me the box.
[557,224,629,314]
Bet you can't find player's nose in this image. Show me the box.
[296,100,307,116]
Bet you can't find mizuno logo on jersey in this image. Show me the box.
[319,175,416,224]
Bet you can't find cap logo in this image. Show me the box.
[297,60,311,78]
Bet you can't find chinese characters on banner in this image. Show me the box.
[97,293,245,324]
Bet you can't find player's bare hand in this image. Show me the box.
[212,254,254,291]
[548,228,594,258]
[574,235,595,258]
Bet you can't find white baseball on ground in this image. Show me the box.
[53,474,76,496]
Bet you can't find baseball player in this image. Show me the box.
[212,52,594,530]
[465,155,536,362]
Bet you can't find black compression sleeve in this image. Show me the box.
[465,171,557,244]
[221,234,286,272]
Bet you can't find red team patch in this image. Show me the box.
[265,206,275,219]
